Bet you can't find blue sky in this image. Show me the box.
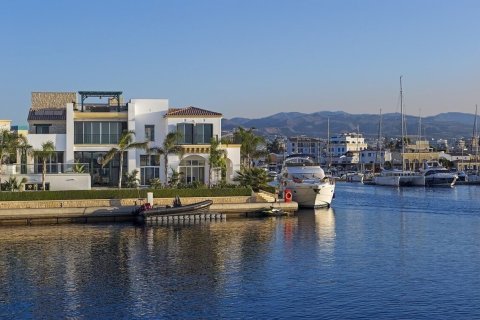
[1,0,479,124]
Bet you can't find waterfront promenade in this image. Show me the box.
[0,194,298,225]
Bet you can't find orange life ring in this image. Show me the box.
[284,190,292,202]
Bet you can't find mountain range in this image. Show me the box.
[223,111,478,141]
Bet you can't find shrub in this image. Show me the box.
[0,187,252,201]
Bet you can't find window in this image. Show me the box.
[36,125,51,134]
[74,121,127,144]
[145,125,155,142]
[140,155,160,166]
[177,123,194,144]
[176,123,213,144]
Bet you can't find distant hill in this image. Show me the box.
[222,111,477,140]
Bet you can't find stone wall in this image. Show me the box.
[31,92,76,109]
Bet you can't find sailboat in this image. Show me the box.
[467,105,480,182]
[374,76,424,186]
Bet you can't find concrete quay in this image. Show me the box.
[0,195,298,226]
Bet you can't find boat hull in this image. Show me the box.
[285,181,335,208]
[136,200,213,224]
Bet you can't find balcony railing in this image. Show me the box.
[74,103,128,113]
[0,163,91,175]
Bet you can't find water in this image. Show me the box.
[1,184,480,319]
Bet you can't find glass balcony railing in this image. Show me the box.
[0,163,91,175]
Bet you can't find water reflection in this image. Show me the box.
[296,208,336,264]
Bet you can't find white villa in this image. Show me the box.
[8,91,241,190]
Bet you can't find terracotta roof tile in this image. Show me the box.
[165,106,222,117]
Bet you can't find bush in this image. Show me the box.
[0,187,252,201]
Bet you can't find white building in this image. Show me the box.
[359,149,392,166]
[287,136,323,159]
[25,91,241,190]
[329,132,368,157]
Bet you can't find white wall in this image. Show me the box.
[28,134,66,151]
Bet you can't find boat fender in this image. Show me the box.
[284,189,292,202]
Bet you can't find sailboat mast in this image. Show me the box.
[376,108,383,170]
[327,117,331,167]
[400,76,405,171]
[474,105,478,171]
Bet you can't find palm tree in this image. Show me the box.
[233,127,267,168]
[208,138,227,187]
[0,130,23,174]
[149,131,183,186]
[16,135,32,174]
[33,141,55,191]
[102,130,149,188]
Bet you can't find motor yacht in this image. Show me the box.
[279,155,335,208]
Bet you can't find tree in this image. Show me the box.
[102,130,148,188]
[233,127,267,168]
[233,167,269,192]
[2,176,27,192]
[0,130,27,174]
[16,135,32,174]
[208,138,227,187]
[267,138,285,154]
[149,131,183,186]
[33,141,55,191]
[124,169,140,188]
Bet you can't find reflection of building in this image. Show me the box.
[25,91,241,188]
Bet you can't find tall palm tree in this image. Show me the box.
[16,135,32,174]
[208,138,227,187]
[33,141,55,191]
[0,129,21,174]
[149,131,183,186]
[102,130,149,188]
[233,127,267,168]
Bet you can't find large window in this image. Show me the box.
[176,123,213,144]
[34,151,64,173]
[140,154,160,185]
[178,158,205,184]
[74,121,127,144]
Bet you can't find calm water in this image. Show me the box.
[1,184,480,319]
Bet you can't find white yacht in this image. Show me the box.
[373,169,423,187]
[420,161,458,187]
[279,155,335,208]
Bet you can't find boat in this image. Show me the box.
[374,76,424,187]
[135,199,213,223]
[346,172,364,183]
[279,154,335,208]
[374,169,423,186]
[420,161,457,187]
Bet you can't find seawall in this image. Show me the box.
[0,196,298,226]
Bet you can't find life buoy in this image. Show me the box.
[284,189,292,202]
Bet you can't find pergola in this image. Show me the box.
[78,91,123,112]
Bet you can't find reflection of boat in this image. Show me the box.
[135,200,213,223]
[260,207,287,217]
[279,155,335,208]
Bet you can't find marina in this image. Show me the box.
[1,183,480,319]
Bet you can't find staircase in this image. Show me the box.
[255,190,277,203]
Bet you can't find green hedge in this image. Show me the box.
[0,187,253,201]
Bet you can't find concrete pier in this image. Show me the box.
[0,196,298,226]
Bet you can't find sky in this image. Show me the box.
[1,0,479,124]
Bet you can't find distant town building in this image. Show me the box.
[329,132,368,157]
[287,136,323,159]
